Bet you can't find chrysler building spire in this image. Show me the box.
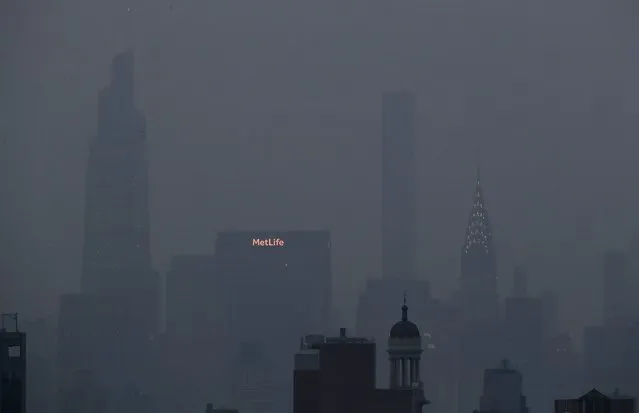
[463,167,494,255]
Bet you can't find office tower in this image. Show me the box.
[115,386,154,413]
[215,231,331,413]
[582,322,639,394]
[57,294,128,389]
[456,169,502,413]
[503,292,543,412]
[294,325,427,413]
[545,333,580,404]
[215,230,332,341]
[540,289,559,338]
[513,266,528,297]
[22,316,56,413]
[0,314,26,413]
[382,91,417,280]
[165,254,216,336]
[555,389,636,413]
[504,282,543,367]
[230,341,277,413]
[479,361,528,413]
[57,370,109,413]
[206,404,238,413]
[81,49,158,335]
[460,168,498,322]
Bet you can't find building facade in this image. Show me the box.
[81,50,158,336]
[0,314,26,413]
[381,91,417,280]
[555,389,635,413]
[479,360,528,413]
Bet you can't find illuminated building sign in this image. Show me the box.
[252,238,285,247]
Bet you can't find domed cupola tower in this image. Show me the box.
[388,295,423,388]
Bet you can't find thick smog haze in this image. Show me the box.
[2,0,639,342]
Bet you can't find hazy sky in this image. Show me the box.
[2,0,638,336]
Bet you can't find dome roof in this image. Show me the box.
[390,302,420,339]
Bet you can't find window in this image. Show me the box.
[8,346,21,358]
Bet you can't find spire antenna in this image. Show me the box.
[401,293,408,321]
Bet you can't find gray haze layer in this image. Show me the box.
[1,0,639,338]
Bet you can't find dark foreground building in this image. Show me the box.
[294,303,429,413]
[0,314,26,413]
[555,389,635,413]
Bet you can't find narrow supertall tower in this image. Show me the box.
[460,168,498,322]
[382,91,417,279]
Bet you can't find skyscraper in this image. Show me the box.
[382,91,417,280]
[460,168,498,322]
[456,169,501,413]
[57,51,158,395]
[80,50,158,335]
[479,360,528,413]
[82,49,152,295]
[0,313,26,413]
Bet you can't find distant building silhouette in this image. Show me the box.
[115,385,154,413]
[294,304,429,413]
[512,266,528,298]
[56,294,128,390]
[165,254,216,336]
[381,91,417,280]
[57,370,109,413]
[544,333,580,404]
[213,230,332,413]
[22,316,56,413]
[230,341,277,413]
[555,389,635,413]
[582,322,639,394]
[0,313,26,413]
[454,169,502,413]
[58,50,158,398]
[478,360,528,413]
[81,49,159,336]
[205,403,238,413]
[215,230,332,339]
[504,267,542,365]
[603,251,636,325]
[459,168,499,322]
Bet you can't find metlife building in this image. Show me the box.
[214,230,332,346]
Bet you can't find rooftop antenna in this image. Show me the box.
[401,293,408,321]
[0,313,18,332]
